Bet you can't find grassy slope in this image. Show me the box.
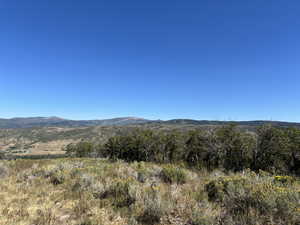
[0,158,299,225]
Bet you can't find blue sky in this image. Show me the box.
[0,0,300,121]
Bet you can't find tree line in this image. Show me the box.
[65,125,300,175]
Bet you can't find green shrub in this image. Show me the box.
[0,152,5,160]
[273,175,296,185]
[185,130,215,170]
[99,181,136,208]
[217,125,256,171]
[255,125,292,174]
[137,171,147,183]
[205,176,247,202]
[188,212,216,225]
[223,183,300,225]
[49,172,65,185]
[137,198,164,225]
[160,166,187,184]
[206,174,300,225]
[65,141,94,158]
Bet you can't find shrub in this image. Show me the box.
[222,183,300,225]
[98,181,136,208]
[187,212,216,225]
[128,217,139,225]
[78,173,94,188]
[273,175,296,185]
[205,176,247,202]
[255,125,292,174]
[137,197,164,225]
[217,125,256,171]
[161,131,185,163]
[0,152,5,159]
[285,128,300,173]
[69,168,83,179]
[185,130,215,170]
[137,171,147,183]
[49,172,65,185]
[65,141,94,158]
[160,166,187,184]
[0,162,9,178]
[91,182,106,199]
[138,202,162,225]
[206,174,300,225]
[72,173,95,192]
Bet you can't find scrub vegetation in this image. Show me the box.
[0,124,299,224]
[0,158,299,225]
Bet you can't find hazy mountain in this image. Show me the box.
[155,119,300,128]
[0,117,150,128]
[0,117,300,129]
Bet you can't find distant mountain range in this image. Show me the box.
[0,116,300,129]
[152,119,300,128]
[0,117,151,128]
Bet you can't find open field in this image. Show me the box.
[0,158,299,225]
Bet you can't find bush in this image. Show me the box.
[217,125,256,171]
[137,171,147,183]
[65,141,94,158]
[0,152,5,159]
[0,162,9,178]
[160,166,187,184]
[72,173,95,192]
[98,181,136,208]
[185,130,217,170]
[137,195,164,225]
[222,183,300,225]
[138,201,163,225]
[187,212,216,225]
[205,174,300,225]
[273,175,296,185]
[205,176,247,202]
[49,172,65,185]
[255,125,292,174]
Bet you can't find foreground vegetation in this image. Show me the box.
[0,158,299,225]
[0,124,299,224]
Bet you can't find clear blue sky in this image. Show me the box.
[1,0,299,121]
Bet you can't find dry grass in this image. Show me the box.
[0,159,299,225]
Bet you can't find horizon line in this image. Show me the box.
[1,116,300,123]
